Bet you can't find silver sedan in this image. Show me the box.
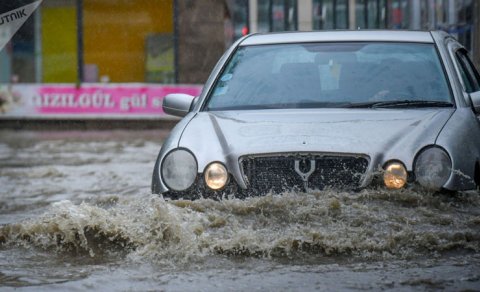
[152,30,480,199]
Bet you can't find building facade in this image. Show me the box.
[0,0,177,84]
[0,0,478,85]
[231,0,479,66]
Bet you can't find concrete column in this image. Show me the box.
[76,0,83,83]
[298,0,313,31]
[249,0,258,33]
[177,0,225,84]
[447,0,456,25]
[410,0,421,30]
[34,7,42,82]
[348,0,356,29]
[427,0,436,29]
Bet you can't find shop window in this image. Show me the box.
[258,0,297,32]
[354,0,387,29]
[370,0,387,28]
[313,0,348,29]
[355,0,366,29]
[232,0,249,40]
[335,0,349,29]
[313,0,347,30]
[271,0,286,31]
[258,0,270,32]
[42,3,78,83]
[390,0,409,29]
[454,0,473,52]
[83,0,174,83]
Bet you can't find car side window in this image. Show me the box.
[455,49,480,93]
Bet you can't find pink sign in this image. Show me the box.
[0,84,203,118]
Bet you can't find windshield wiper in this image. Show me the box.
[344,100,454,108]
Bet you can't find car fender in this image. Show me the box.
[436,108,480,190]
[151,112,197,194]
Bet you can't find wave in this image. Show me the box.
[1,190,479,265]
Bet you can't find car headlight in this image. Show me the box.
[161,149,197,191]
[414,147,451,190]
[204,162,228,190]
[383,161,408,189]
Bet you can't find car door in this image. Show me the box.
[445,41,480,188]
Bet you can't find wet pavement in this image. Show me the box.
[0,129,479,291]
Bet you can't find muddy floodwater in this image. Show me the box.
[0,129,479,291]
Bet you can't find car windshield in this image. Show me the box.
[205,42,453,111]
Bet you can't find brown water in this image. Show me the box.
[0,129,479,291]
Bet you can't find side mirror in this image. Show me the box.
[162,93,195,117]
[470,91,480,114]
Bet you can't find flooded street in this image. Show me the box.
[1,129,480,291]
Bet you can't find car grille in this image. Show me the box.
[240,154,369,194]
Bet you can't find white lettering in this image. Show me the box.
[50,94,60,107]
[120,97,130,111]
[78,93,91,108]
[130,94,141,108]
[59,94,68,107]
[67,94,77,107]
[91,92,103,108]
[103,94,115,108]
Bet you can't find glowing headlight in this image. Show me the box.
[204,162,228,190]
[383,162,408,189]
[161,149,197,191]
[414,147,451,190]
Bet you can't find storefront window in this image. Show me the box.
[1,0,174,84]
[10,14,37,83]
[1,0,479,84]
[324,0,334,29]
[313,0,322,30]
[285,0,298,30]
[271,0,285,31]
[41,1,78,83]
[390,0,409,29]
[355,0,366,29]
[335,0,349,29]
[454,0,473,52]
[313,0,350,29]
[257,0,270,32]
[83,0,174,83]
[257,0,297,32]
[367,0,379,28]
[232,0,249,40]
[354,0,387,29]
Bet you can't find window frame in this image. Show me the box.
[454,48,480,93]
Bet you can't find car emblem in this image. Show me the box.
[294,159,316,190]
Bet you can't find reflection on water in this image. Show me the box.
[0,130,479,290]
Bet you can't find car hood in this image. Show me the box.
[179,108,454,181]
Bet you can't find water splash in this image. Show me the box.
[1,189,479,265]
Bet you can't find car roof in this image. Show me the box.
[240,30,435,46]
